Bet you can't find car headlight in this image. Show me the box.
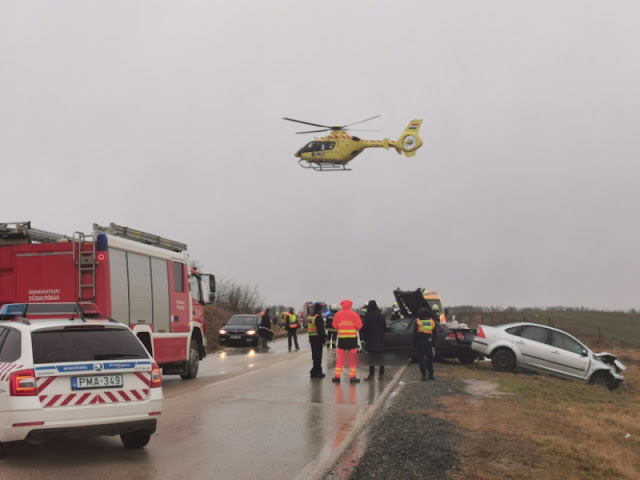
[246,329,256,336]
[219,329,227,335]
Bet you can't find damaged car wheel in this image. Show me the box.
[491,349,516,372]
[588,371,620,391]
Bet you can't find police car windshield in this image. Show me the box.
[31,328,149,364]
[227,316,257,326]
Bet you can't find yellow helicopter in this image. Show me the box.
[283,115,424,171]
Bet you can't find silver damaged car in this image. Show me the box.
[471,322,625,390]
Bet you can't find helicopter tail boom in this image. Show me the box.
[392,119,423,157]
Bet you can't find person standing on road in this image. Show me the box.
[413,307,436,381]
[325,304,338,348]
[332,299,363,383]
[259,308,272,349]
[286,307,300,351]
[308,303,327,378]
[361,300,386,380]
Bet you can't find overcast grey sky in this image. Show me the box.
[2,1,639,310]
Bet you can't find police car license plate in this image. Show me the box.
[71,374,124,390]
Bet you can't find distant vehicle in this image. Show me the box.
[385,289,478,364]
[471,322,626,390]
[421,289,447,323]
[0,302,162,452]
[219,314,261,347]
[283,116,424,171]
[301,301,328,325]
[0,221,216,380]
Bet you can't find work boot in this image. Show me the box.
[364,375,374,381]
[349,377,360,384]
[332,377,341,383]
[295,346,300,351]
[428,373,434,380]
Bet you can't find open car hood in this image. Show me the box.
[393,288,431,317]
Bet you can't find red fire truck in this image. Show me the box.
[0,222,215,379]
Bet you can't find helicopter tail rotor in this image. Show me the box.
[393,119,424,157]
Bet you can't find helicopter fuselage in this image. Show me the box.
[294,130,390,165]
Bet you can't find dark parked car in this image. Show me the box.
[384,289,478,364]
[219,314,261,347]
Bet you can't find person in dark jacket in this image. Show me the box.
[325,304,338,348]
[413,307,437,380]
[361,300,386,380]
[259,308,272,349]
[308,303,327,378]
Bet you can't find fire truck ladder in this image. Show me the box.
[93,222,187,252]
[0,221,71,245]
[73,232,96,303]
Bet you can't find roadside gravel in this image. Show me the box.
[330,364,465,480]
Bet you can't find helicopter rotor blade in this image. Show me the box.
[341,115,381,129]
[283,117,333,129]
[296,128,333,134]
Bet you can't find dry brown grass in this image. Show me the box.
[433,346,640,480]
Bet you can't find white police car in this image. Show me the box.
[0,302,162,452]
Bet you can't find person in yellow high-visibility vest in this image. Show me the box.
[285,307,300,351]
[332,299,363,383]
[413,307,437,381]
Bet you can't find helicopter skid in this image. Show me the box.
[297,159,351,172]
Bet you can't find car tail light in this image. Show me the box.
[150,362,162,388]
[446,332,465,341]
[476,326,485,338]
[10,369,37,396]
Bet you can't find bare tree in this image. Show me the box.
[215,278,264,313]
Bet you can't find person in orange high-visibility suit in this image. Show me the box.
[332,299,363,383]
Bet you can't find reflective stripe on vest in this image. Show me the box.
[289,314,298,329]
[417,318,434,334]
[338,319,358,338]
[308,314,319,336]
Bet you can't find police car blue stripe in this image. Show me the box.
[35,360,151,373]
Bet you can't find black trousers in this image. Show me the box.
[310,337,324,375]
[415,334,434,376]
[288,329,299,349]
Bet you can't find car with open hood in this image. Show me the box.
[471,322,625,389]
[384,288,479,364]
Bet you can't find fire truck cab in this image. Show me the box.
[0,222,216,380]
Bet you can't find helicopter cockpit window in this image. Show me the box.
[301,141,335,153]
[302,142,317,153]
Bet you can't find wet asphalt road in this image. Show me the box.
[0,334,400,480]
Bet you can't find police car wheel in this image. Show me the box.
[120,432,152,449]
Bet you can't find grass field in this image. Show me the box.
[454,309,640,348]
[432,311,640,480]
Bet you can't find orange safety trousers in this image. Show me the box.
[334,348,357,379]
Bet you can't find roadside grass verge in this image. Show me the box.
[432,347,640,480]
